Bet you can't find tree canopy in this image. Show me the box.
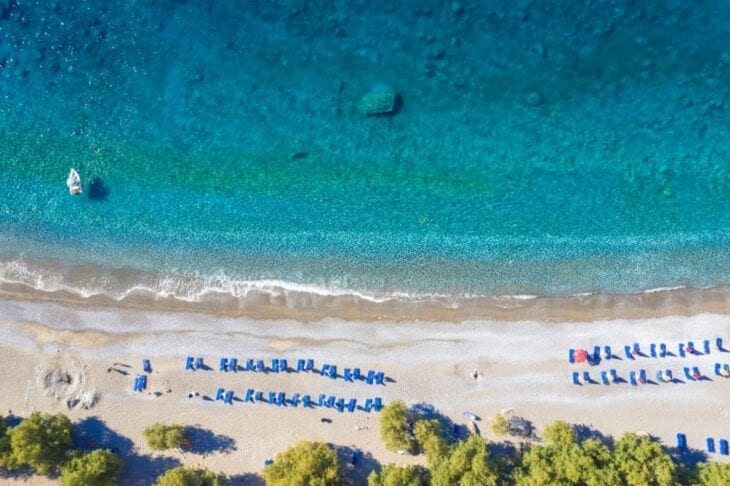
[611,433,678,486]
[263,441,342,486]
[367,464,426,486]
[430,435,500,486]
[156,466,223,486]
[379,400,415,453]
[6,412,73,474]
[413,419,448,466]
[143,423,186,451]
[59,449,123,486]
[697,462,730,486]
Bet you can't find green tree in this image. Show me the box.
[413,419,448,466]
[143,423,185,450]
[367,464,426,486]
[0,416,10,467]
[491,414,508,436]
[156,466,223,486]
[697,462,730,486]
[430,435,500,486]
[59,449,123,486]
[543,420,575,446]
[7,412,73,474]
[611,433,677,486]
[263,441,342,486]
[379,401,415,453]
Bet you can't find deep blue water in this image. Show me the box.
[1,1,729,304]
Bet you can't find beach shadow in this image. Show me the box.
[73,416,135,452]
[669,445,708,471]
[87,177,109,201]
[384,376,397,384]
[335,445,380,485]
[227,473,265,485]
[124,454,181,483]
[409,402,459,443]
[573,424,614,446]
[185,426,237,455]
[0,467,35,481]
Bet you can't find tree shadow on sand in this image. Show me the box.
[227,472,265,485]
[185,426,237,455]
[333,444,381,485]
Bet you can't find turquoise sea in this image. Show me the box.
[1,1,730,309]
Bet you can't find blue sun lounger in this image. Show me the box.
[610,369,618,383]
[582,371,591,384]
[224,390,234,405]
[720,439,729,455]
[244,388,255,403]
[305,359,314,371]
[320,364,330,376]
[676,433,687,450]
[366,370,376,384]
[132,376,142,392]
[143,359,151,373]
[604,346,611,360]
[656,370,663,382]
[704,340,710,354]
[624,345,633,360]
[692,366,701,379]
[375,372,385,385]
[592,346,600,361]
[336,398,345,412]
[725,364,730,375]
[318,394,326,406]
[276,392,285,406]
[227,358,237,372]
[271,358,280,373]
[302,394,312,407]
[328,365,337,379]
[717,337,724,351]
[343,368,353,382]
[650,344,656,358]
[245,359,254,371]
[215,388,225,400]
[255,391,264,401]
[629,371,637,386]
[687,342,695,354]
[290,393,299,407]
[280,359,288,372]
[255,360,265,372]
[373,397,384,412]
[195,357,204,369]
[684,367,693,381]
[363,398,373,412]
[347,398,357,412]
[572,371,580,385]
[353,367,361,380]
[659,343,667,358]
[665,369,673,382]
[297,359,305,371]
[678,343,686,358]
[185,356,194,370]
[326,396,336,408]
[568,349,575,363]
[219,358,228,372]
[268,392,276,404]
[707,437,716,453]
[139,375,147,390]
[601,371,609,385]
[638,369,646,383]
[633,342,640,355]
[715,363,721,376]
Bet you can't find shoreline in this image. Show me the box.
[2,278,730,323]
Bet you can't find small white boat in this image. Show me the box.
[66,168,82,195]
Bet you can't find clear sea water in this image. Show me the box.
[1,1,730,308]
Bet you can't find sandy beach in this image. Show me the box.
[0,297,728,484]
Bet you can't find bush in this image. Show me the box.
[143,423,185,450]
[60,449,123,486]
[7,412,73,474]
[379,400,415,453]
[697,462,730,485]
[611,433,677,486]
[263,441,341,485]
[156,466,223,486]
[367,464,426,486]
[0,416,10,467]
[430,435,500,486]
[413,419,448,466]
[491,414,508,436]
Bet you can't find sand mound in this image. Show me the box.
[36,362,99,410]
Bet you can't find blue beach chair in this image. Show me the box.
[132,377,140,392]
[228,358,237,372]
[326,396,336,408]
[375,371,385,385]
[582,371,591,384]
[692,366,701,379]
[720,439,729,455]
[245,359,254,371]
[715,363,721,376]
[143,359,151,373]
[290,393,299,407]
[363,398,373,412]
[665,369,673,382]
[305,358,314,371]
[336,398,345,412]
[280,359,288,372]
[353,367,361,380]
[676,433,687,450]
[601,371,609,385]
[638,369,646,384]
[224,390,234,405]
[659,343,667,358]
[687,342,695,354]
[255,391,263,401]
[195,357,204,369]
[717,337,724,351]
[318,394,326,406]
[347,398,357,412]
[219,358,228,372]
[244,388,254,403]
[610,369,618,383]
[725,364,730,375]
[604,346,612,360]
[678,343,686,358]
[656,370,663,382]
[277,392,285,406]
[629,371,637,386]
[373,397,384,412]
[592,346,601,362]
[343,368,353,382]
[650,344,656,358]
[139,375,147,390]
[215,388,225,400]
[297,359,305,371]
[704,340,710,354]
[271,358,280,373]
[320,364,329,376]
[351,450,360,465]
[707,437,716,453]
[255,360,265,372]
[568,349,575,363]
[328,365,337,379]
[185,357,194,370]
[302,394,312,407]
[624,345,633,360]
[572,371,580,385]
[633,342,640,355]
[267,391,276,403]
[684,367,693,381]
[366,370,376,384]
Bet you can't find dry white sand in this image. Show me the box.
[0,299,728,484]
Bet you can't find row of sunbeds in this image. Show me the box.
[677,433,729,455]
[210,387,384,413]
[571,364,728,386]
[185,356,387,385]
[569,337,726,364]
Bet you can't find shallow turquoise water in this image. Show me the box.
[1,1,729,301]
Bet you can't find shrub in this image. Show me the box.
[413,419,448,466]
[367,464,426,486]
[491,414,508,436]
[611,433,677,486]
[156,466,223,486]
[379,400,415,453]
[59,449,123,486]
[143,423,185,450]
[7,412,73,474]
[430,435,500,486]
[697,462,730,485]
[263,441,341,485]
